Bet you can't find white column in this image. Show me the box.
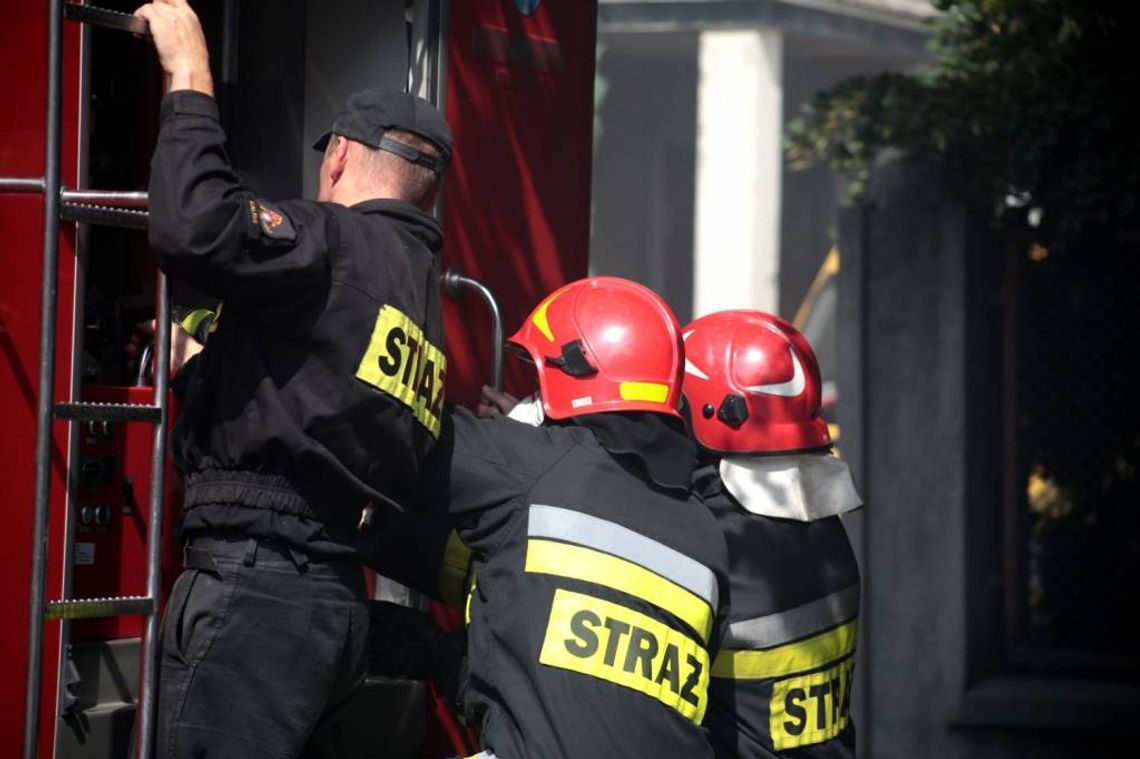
[693,27,784,317]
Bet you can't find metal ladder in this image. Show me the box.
[0,4,168,759]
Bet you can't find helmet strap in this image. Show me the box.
[544,340,597,378]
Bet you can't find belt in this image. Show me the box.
[184,535,344,573]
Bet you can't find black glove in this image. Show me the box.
[366,600,467,709]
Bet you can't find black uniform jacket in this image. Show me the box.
[406,408,730,759]
[695,465,860,759]
[149,91,445,547]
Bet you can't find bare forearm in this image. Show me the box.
[168,64,214,97]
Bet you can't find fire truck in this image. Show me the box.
[0,1,597,757]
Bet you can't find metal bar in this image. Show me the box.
[1001,238,1020,656]
[54,401,161,423]
[44,596,155,620]
[428,0,449,225]
[443,267,504,391]
[220,0,239,85]
[0,184,150,206]
[0,177,47,193]
[24,0,65,756]
[136,343,154,386]
[60,188,148,207]
[63,3,150,37]
[136,273,171,759]
[432,0,450,114]
[53,16,94,738]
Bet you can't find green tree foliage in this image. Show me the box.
[786,0,1137,235]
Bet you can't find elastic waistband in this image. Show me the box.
[183,469,358,528]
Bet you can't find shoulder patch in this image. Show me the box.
[248,199,297,242]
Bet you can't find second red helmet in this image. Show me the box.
[682,310,830,454]
[508,276,684,420]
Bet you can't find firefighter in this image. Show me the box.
[364,276,730,758]
[134,1,452,756]
[681,310,863,758]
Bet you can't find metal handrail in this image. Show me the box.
[0,177,47,193]
[61,188,148,208]
[137,274,170,759]
[0,180,149,209]
[136,343,154,387]
[443,267,504,391]
[24,1,64,756]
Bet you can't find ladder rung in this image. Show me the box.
[45,596,154,621]
[60,202,149,230]
[54,402,161,423]
[63,4,150,37]
[61,189,148,208]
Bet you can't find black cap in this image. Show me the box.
[312,89,452,174]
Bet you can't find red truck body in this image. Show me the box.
[0,1,596,756]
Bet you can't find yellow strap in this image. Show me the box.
[712,619,858,681]
[438,530,473,609]
[178,308,214,337]
[525,538,713,643]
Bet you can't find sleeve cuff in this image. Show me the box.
[159,90,220,123]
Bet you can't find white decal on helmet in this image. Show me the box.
[684,358,710,380]
[744,349,805,397]
[682,330,710,378]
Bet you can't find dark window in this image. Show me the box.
[1002,237,1140,679]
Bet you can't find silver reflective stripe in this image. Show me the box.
[724,583,860,649]
[527,504,719,610]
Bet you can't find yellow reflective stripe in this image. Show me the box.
[438,530,472,609]
[539,589,710,723]
[618,381,670,403]
[355,305,446,437]
[712,619,858,681]
[525,538,713,643]
[531,292,559,342]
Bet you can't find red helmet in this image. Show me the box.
[682,310,830,453]
[508,277,684,420]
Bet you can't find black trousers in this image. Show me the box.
[157,536,369,759]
